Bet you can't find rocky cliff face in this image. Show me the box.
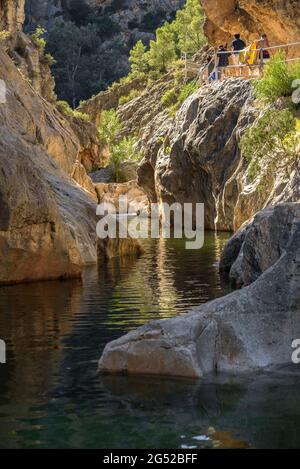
[0,45,99,285]
[201,0,300,46]
[0,2,102,285]
[136,78,299,231]
[0,0,25,34]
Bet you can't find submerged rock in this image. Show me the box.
[99,203,300,378]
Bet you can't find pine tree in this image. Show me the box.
[174,0,206,56]
[129,41,149,77]
[148,23,177,73]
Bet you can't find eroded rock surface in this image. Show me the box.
[138,79,256,229]
[137,78,300,231]
[99,203,300,378]
[201,0,300,48]
[0,41,98,284]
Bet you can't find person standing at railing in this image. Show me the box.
[231,33,246,76]
[257,33,271,61]
[217,45,230,78]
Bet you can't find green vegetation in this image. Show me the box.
[128,0,206,80]
[56,100,89,121]
[240,108,300,184]
[31,26,47,51]
[0,30,10,41]
[175,0,206,55]
[118,89,141,106]
[161,88,178,109]
[161,80,199,115]
[254,52,300,103]
[99,110,142,182]
[39,0,205,105]
[129,41,149,77]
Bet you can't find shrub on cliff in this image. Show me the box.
[129,41,150,78]
[57,100,89,121]
[161,80,199,115]
[99,110,142,182]
[240,108,300,185]
[254,52,300,103]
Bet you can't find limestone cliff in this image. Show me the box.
[0,0,25,34]
[200,0,300,46]
[0,2,101,285]
[136,79,299,231]
[0,45,99,285]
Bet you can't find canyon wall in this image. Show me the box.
[201,0,300,46]
[0,1,100,284]
[0,0,25,33]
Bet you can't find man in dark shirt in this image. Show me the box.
[218,45,230,67]
[217,45,230,78]
[231,34,246,75]
[232,33,246,53]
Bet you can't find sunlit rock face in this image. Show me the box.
[136,77,300,232]
[0,1,100,284]
[0,0,25,33]
[201,0,300,46]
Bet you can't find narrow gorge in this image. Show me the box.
[0,0,300,451]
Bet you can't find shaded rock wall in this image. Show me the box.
[137,78,300,232]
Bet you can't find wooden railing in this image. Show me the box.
[199,41,300,83]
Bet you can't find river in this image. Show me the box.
[0,233,300,449]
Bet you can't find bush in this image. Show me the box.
[161,88,178,109]
[176,80,199,107]
[57,100,89,121]
[99,110,142,181]
[118,89,141,106]
[0,30,10,41]
[254,52,300,102]
[240,108,299,183]
[31,26,46,51]
[161,80,199,114]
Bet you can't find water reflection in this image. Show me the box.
[1,233,299,449]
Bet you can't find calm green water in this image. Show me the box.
[0,233,300,449]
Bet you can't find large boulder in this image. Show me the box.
[220,203,300,287]
[99,203,300,378]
